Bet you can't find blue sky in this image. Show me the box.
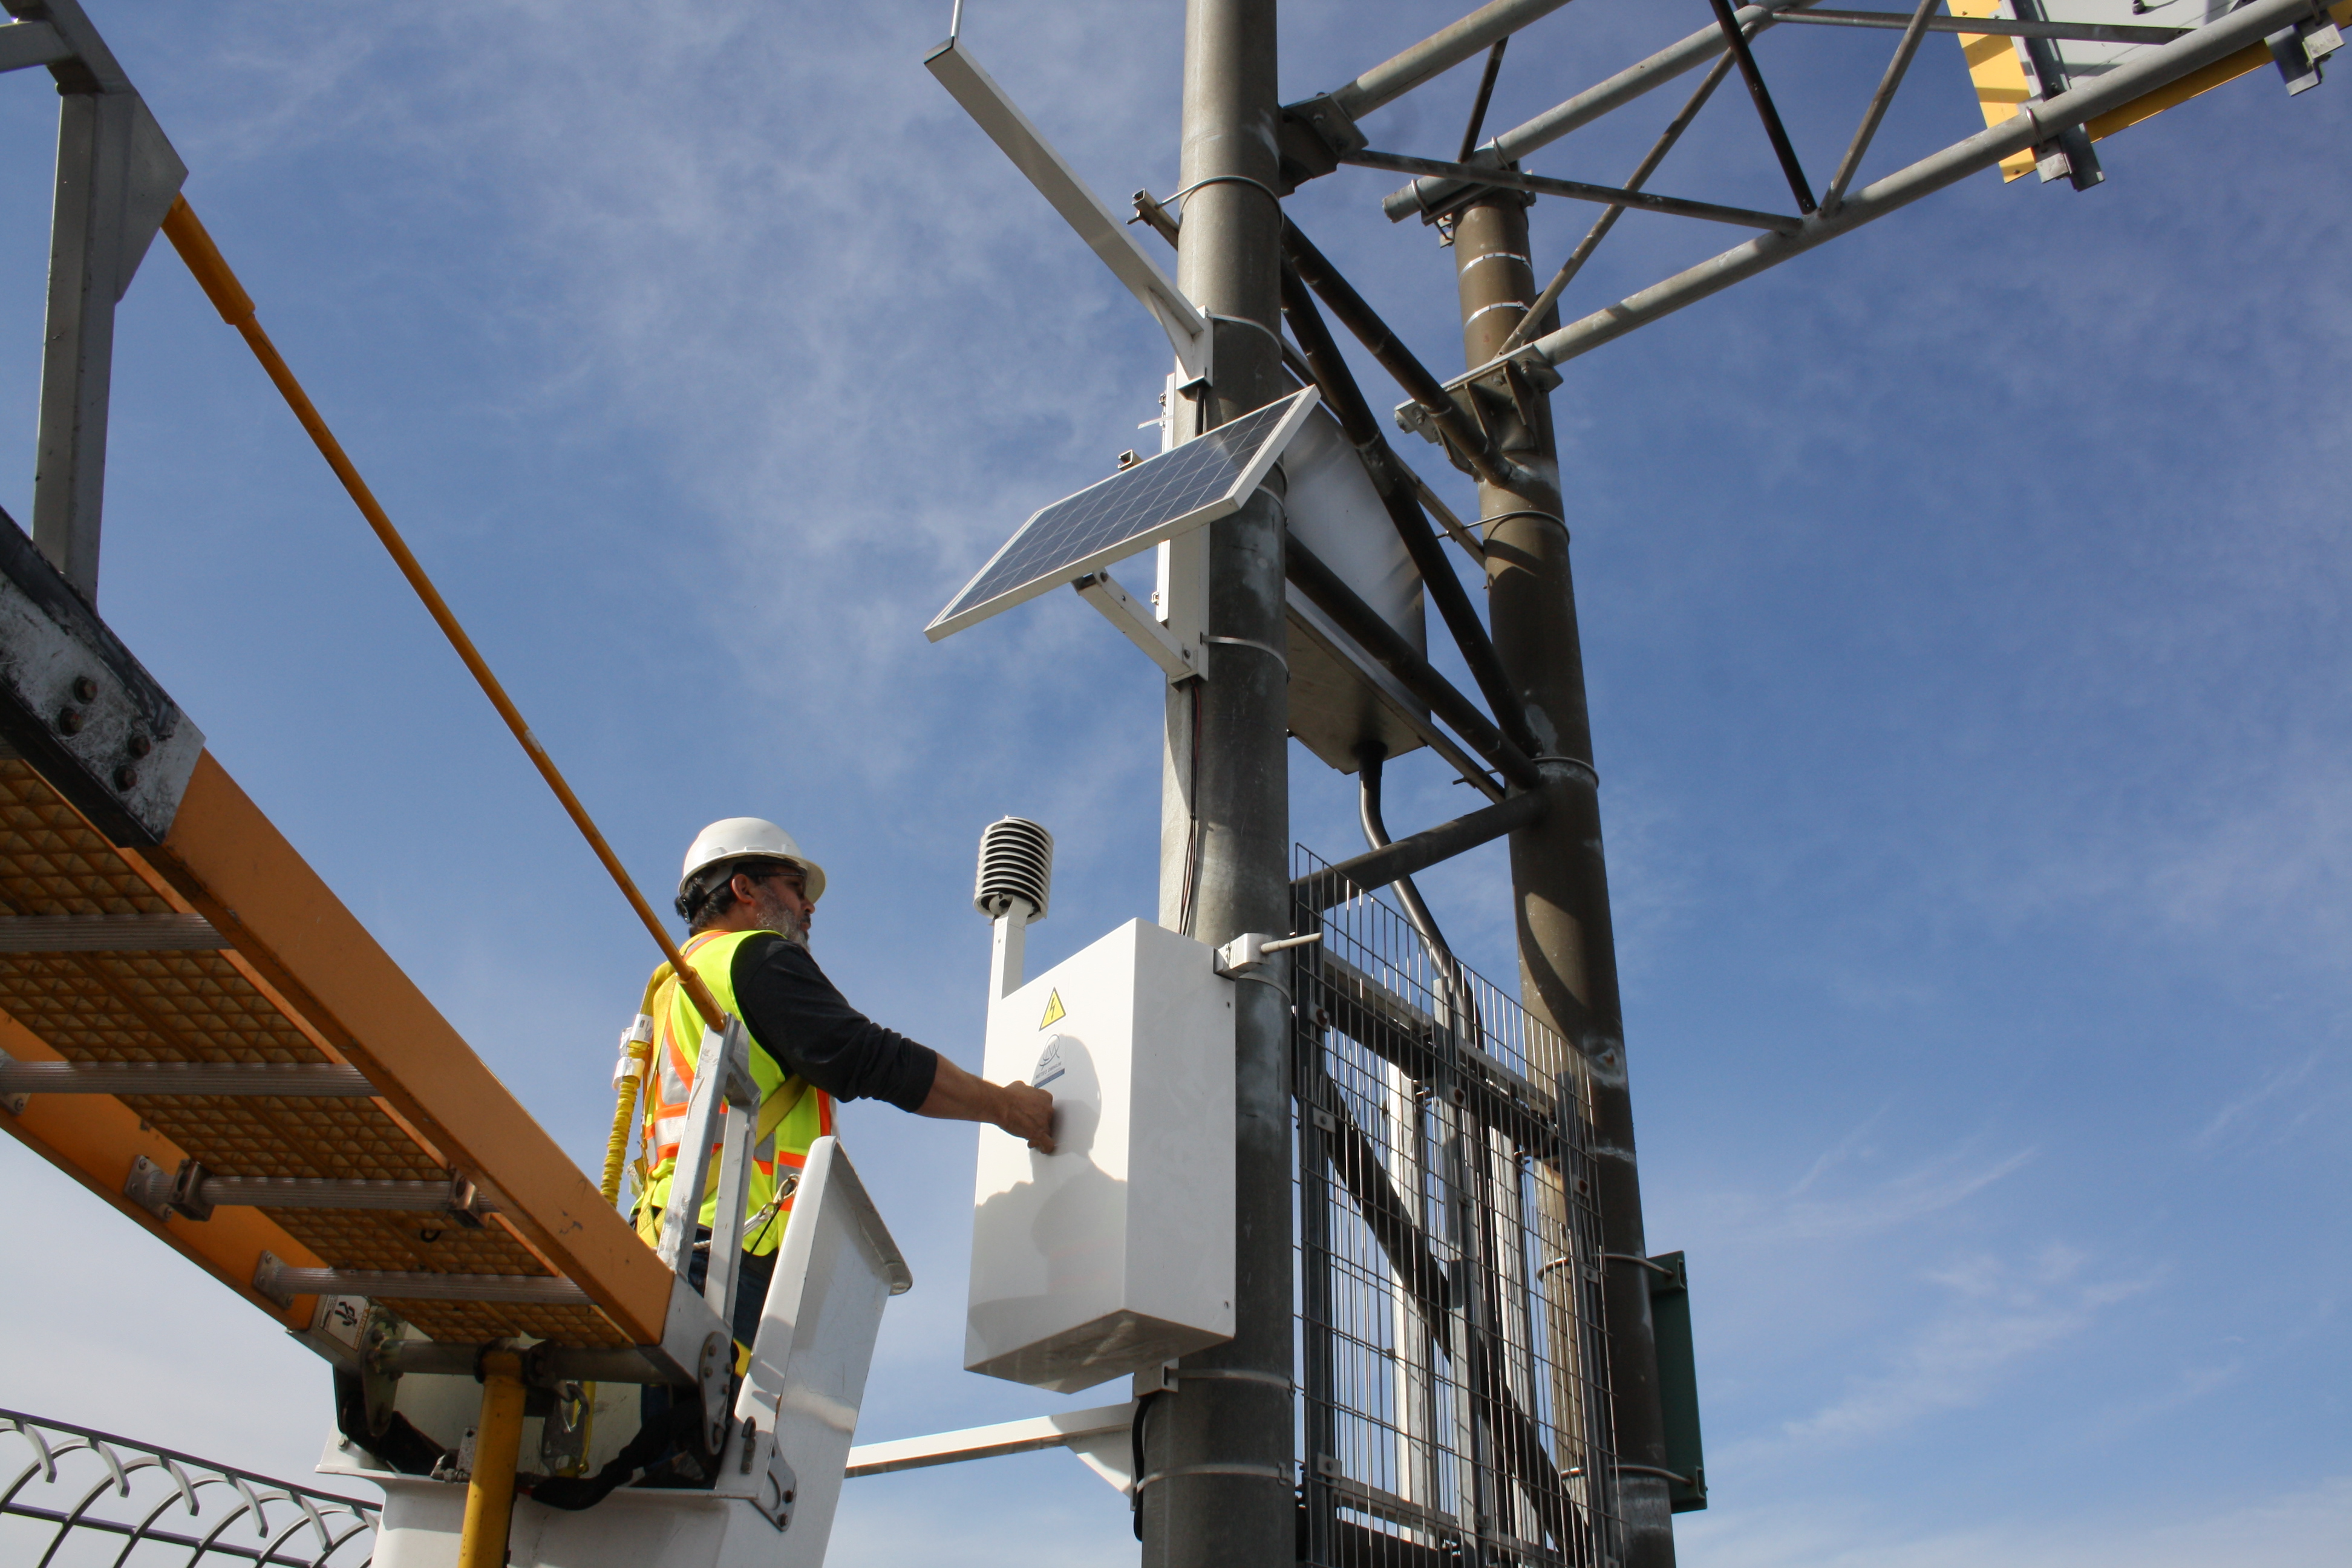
[0,2,2344,1564]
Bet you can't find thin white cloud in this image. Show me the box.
[2193,1046,2328,1151]
[1786,1101,1894,1197]
[1679,1474,2352,1568]
[1696,1139,2038,1249]
[1779,1244,2156,1445]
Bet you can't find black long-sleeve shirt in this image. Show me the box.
[728,932,939,1112]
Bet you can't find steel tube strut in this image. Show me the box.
[1328,0,1574,119]
[1382,0,1822,220]
[0,913,223,950]
[1706,0,1815,211]
[198,1176,488,1212]
[1295,787,1546,910]
[1503,0,2322,373]
[1779,7,2188,42]
[382,1341,697,1387]
[1501,54,1736,353]
[255,1264,589,1305]
[1456,39,1510,160]
[1279,220,1523,486]
[0,1061,376,1096]
[1146,1,1293,1566]
[1348,148,1805,232]
[1820,0,1941,213]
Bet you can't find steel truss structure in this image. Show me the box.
[1099,3,2343,1566]
[1256,0,2350,492]
[1366,0,2350,392]
[0,1410,379,1567]
[1292,850,1618,1568]
[0,3,2335,1567]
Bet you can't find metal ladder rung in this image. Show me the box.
[0,1061,375,1097]
[253,1255,586,1308]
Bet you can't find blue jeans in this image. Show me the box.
[681,1224,778,1349]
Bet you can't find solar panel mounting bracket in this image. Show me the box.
[1073,570,1198,682]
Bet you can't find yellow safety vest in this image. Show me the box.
[635,927,833,1258]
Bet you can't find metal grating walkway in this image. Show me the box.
[0,740,668,1352]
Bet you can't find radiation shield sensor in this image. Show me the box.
[965,918,1236,1394]
[924,387,1320,641]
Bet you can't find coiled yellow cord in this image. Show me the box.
[599,966,673,1207]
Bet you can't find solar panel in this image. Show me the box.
[926,387,1320,641]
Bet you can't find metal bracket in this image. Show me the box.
[1275,92,1368,191]
[697,1330,733,1455]
[1073,570,1198,682]
[2030,121,2103,187]
[1214,930,1323,979]
[0,19,73,75]
[2008,2,2106,189]
[753,1429,799,1532]
[539,1376,592,1477]
[0,505,204,844]
[2269,12,2340,92]
[647,1266,734,1391]
[122,1153,179,1220]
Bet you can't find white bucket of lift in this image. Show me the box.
[347,1136,908,1568]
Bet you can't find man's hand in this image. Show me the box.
[995,1080,1056,1154]
[918,1054,1056,1153]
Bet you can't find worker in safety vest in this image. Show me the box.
[633,817,1053,1344]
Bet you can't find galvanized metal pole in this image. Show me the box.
[1449,193,1677,1568]
[1146,0,1292,1564]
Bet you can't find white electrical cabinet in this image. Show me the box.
[966,918,1235,1393]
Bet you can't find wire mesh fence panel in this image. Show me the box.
[0,1411,378,1568]
[1293,848,1621,1568]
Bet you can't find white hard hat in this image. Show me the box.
[679,817,828,904]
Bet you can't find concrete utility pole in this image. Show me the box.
[1145,2,1291,1567]
[1451,194,1677,1568]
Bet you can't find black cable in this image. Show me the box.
[1177,682,1204,936]
[1130,1390,1166,1540]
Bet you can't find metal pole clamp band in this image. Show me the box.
[1134,1461,1293,1494]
